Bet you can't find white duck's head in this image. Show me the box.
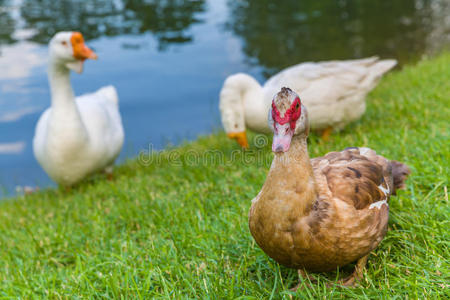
[269,87,309,153]
[49,31,97,73]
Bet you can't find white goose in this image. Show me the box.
[219,57,396,147]
[33,32,124,186]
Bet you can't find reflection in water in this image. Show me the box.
[226,0,450,77]
[0,0,16,45]
[20,0,205,50]
[0,141,25,154]
[0,42,45,80]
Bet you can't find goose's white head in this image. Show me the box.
[269,87,309,153]
[49,31,97,73]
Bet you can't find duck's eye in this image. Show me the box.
[295,103,300,110]
[61,41,67,46]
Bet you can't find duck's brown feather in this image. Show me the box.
[311,147,393,210]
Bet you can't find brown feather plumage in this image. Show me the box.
[249,89,410,277]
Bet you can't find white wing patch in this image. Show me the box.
[369,200,388,210]
[370,183,390,210]
[359,147,371,157]
[378,183,390,197]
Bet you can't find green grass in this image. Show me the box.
[1,53,449,299]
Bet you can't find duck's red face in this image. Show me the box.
[271,97,301,129]
[271,96,302,152]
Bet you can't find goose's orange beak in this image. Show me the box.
[227,131,249,148]
[71,32,98,60]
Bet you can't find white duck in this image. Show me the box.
[33,32,124,186]
[219,57,396,147]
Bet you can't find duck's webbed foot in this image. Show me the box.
[290,269,317,291]
[337,254,369,287]
[104,166,114,181]
[320,126,333,141]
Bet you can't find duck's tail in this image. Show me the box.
[390,160,410,195]
[361,58,397,91]
[371,58,397,78]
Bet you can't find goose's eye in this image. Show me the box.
[61,41,67,46]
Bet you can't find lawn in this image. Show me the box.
[0,53,449,299]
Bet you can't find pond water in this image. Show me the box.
[0,0,448,196]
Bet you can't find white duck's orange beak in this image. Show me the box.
[227,131,249,148]
[71,32,98,60]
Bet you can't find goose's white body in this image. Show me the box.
[220,57,396,135]
[33,86,124,186]
[33,32,124,186]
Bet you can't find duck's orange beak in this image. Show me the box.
[71,32,98,60]
[227,131,249,148]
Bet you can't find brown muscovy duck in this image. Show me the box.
[249,87,410,289]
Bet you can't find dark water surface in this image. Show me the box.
[0,0,448,196]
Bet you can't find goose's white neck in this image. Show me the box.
[48,59,76,110]
[219,73,266,133]
[47,57,88,143]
